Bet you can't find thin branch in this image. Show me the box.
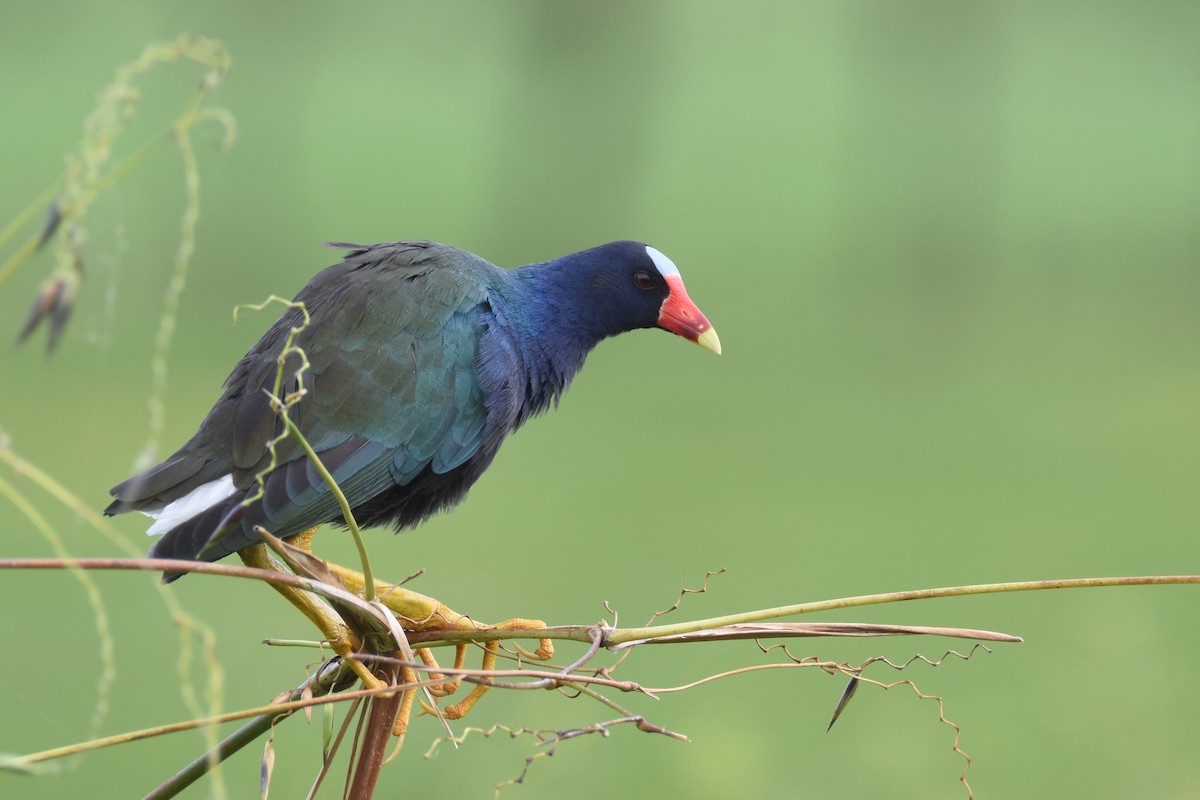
[611,622,1021,649]
[0,556,373,604]
[141,661,344,800]
[136,114,202,471]
[606,576,1200,645]
[422,716,689,797]
[5,558,1193,654]
[4,555,1196,797]
[4,668,416,771]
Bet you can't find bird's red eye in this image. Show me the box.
[634,270,655,290]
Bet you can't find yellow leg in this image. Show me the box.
[443,641,498,720]
[327,562,554,656]
[443,618,553,720]
[391,665,419,737]
[249,528,554,724]
[330,563,556,718]
[288,526,318,553]
[418,645,466,697]
[237,535,385,691]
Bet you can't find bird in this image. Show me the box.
[105,240,720,576]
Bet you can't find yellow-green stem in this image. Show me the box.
[136,119,200,471]
[0,178,63,250]
[0,177,64,270]
[606,575,1200,645]
[0,95,197,290]
[280,416,376,601]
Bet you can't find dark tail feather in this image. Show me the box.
[149,500,261,582]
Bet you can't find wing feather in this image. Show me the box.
[110,242,501,565]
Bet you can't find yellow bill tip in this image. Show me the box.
[696,326,722,355]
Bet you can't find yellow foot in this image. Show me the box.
[417,646,465,697]
[242,532,554,725]
[237,540,385,691]
[442,618,555,720]
[391,672,418,737]
[288,525,319,553]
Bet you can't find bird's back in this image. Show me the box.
[107,241,512,567]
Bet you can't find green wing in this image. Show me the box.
[109,242,496,562]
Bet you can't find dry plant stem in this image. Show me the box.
[2,555,1193,762]
[368,597,456,743]
[347,655,404,800]
[356,652,902,700]
[236,543,384,691]
[306,696,362,800]
[2,557,1192,652]
[421,714,691,795]
[2,644,980,778]
[142,720,264,800]
[8,547,1190,794]
[5,671,410,771]
[0,557,392,623]
[604,575,1200,646]
[244,528,447,740]
[616,621,1022,648]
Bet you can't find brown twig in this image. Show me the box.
[346,656,403,800]
[4,555,1197,798]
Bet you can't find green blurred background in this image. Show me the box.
[1,2,1197,797]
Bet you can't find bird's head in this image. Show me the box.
[553,241,721,355]
[640,244,721,355]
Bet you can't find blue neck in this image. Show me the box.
[490,258,604,417]
[488,242,663,418]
